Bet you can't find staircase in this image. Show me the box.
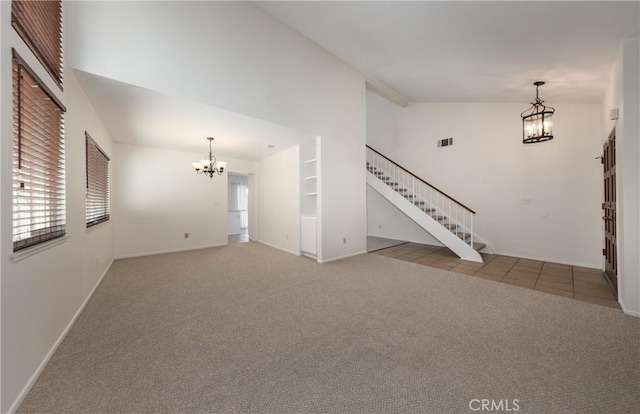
[366,145,485,262]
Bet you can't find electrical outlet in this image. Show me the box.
[378,224,382,229]
[519,197,532,205]
[95,257,99,265]
[286,234,289,240]
[184,233,189,239]
[343,237,347,244]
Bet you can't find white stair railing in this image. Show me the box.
[366,145,476,249]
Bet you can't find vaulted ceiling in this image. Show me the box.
[68,1,639,158]
[257,1,639,103]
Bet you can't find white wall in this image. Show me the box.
[602,36,640,316]
[65,1,367,263]
[257,146,301,255]
[1,2,115,409]
[367,188,442,246]
[366,90,603,267]
[113,144,257,258]
[367,89,401,152]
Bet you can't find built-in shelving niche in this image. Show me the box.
[300,136,320,260]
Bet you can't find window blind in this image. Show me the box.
[12,53,66,252]
[11,0,63,87]
[85,133,110,227]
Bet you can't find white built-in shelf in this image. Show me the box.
[305,192,318,196]
[304,176,317,180]
[304,159,317,164]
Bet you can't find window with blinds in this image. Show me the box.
[85,133,110,227]
[11,0,63,88]
[12,52,66,252]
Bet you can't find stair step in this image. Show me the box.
[394,188,407,192]
[442,223,458,230]
[456,232,471,240]
[431,215,447,221]
[473,242,486,251]
[413,201,425,205]
[420,207,436,213]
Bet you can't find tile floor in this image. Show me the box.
[373,242,619,309]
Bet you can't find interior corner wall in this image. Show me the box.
[365,89,443,246]
[1,1,115,409]
[113,144,256,259]
[367,94,603,267]
[257,146,300,255]
[65,1,367,263]
[602,36,640,316]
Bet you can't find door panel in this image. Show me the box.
[603,128,617,293]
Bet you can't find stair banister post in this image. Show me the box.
[463,206,466,243]
[448,198,451,231]
[470,213,474,248]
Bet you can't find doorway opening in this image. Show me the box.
[228,172,249,244]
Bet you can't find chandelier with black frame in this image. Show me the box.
[521,81,555,144]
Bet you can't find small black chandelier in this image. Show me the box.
[192,137,227,178]
[521,81,555,144]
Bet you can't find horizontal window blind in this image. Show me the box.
[12,0,63,87]
[85,133,110,227]
[13,53,66,252]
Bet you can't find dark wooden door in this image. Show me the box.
[603,128,617,293]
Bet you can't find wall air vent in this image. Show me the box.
[438,137,453,147]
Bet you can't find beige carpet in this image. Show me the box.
[18,242,640,413]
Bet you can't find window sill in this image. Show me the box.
[86,219,111,233]
[10,235,70,263]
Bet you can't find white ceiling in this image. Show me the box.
[256,1,640,103]
[70,1,638,160]
[73,70,307,160]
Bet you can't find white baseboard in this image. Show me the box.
[257,240,301,257]
[114,243,227,259]
[319,250,367,264]
[620,300,640,318]
[7,259,114,414]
